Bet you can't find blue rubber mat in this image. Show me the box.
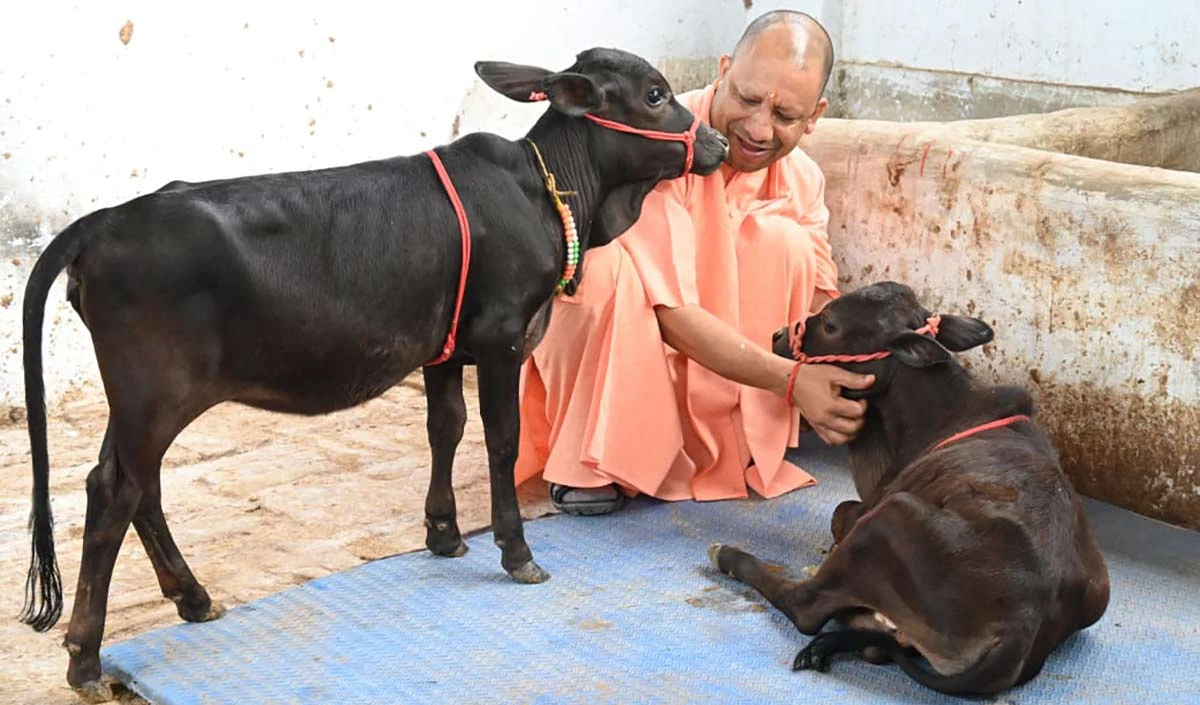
[101,438,1200,704]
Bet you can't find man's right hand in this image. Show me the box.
[789,364,874,446]
[654,304,875,446]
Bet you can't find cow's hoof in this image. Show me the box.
[73,679,114,704]
[708,543,738,575]
[427,534,469,558]
[199,601,227,621]
[707,543,725,568]
[426,519,468,557]
[793,637,835,672]
[508,560,550,584]
[433,540,469,558]
[175,594,225,623]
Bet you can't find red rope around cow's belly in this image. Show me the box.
[424,149,471,366]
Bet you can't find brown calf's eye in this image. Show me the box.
[646,87,666,107]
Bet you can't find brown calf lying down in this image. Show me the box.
[709,281,1110,696]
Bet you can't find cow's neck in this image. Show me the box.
[848,362,1036,500]
[523,117,604,246]
[847,362,975,499]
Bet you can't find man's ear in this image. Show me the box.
[474,61,554,102]
[590,179,659,246]
[888,332,951,367]
[804,97,829,135]
[716,54,732,81]
[935,314,994,352]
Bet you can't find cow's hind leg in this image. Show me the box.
[133,475,223,623]
[63,426,140,702]
[423,360,468,557]
[475,349,548,584]
[64,340,214,700]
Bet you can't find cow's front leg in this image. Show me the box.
[476,351,549,584]
[423,360,468,557]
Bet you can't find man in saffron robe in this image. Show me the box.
[516,10,876,514]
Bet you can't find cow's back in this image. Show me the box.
[67,149,547,413]
[892,430,1109,670]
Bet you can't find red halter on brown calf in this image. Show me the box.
[785,315,942,405]
[784,312,1031,452]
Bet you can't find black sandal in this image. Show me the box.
[549,483,627,516]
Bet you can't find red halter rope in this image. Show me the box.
[423,93,704,366]
[784,313,1030,450]
[929,414,1032,451]
[785,315,942,405]
[424,149,472,365]
[529,90,702,174]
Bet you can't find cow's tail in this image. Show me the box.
[795,628,1025,697]
[19,215,101,632]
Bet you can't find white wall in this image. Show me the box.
[753,0,1200,93]
[0,0,745,411]
[6,0,1197,411]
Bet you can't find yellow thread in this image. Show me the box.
[526,138,577,209]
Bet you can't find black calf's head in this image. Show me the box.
[771,281,994,399]
[476,48,729,244]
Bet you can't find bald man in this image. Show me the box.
[515,11,874,514]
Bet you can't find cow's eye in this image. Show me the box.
[646,87,666,107]
[822,320,839,335]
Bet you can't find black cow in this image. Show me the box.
[709,281,1109,696]
[19,47,728,700]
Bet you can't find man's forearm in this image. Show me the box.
[655,304,792,397]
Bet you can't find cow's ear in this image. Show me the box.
[474,61,554,103]
[590,178,659,246]
[475,63,603,116]
[888,332,951,367]
[543,72,604,116]
[935,314,994,352]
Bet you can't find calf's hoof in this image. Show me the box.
[507,560,550,584]
[793,635,837,672]
[174,593,225,623]
[431,540,469,558]
[72,679,114,704]
[426,519,468,557]
[708,543,738,575]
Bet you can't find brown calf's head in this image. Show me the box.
[772,281,995,399]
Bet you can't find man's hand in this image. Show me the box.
[654,304,874,445]
[789,363,874,446]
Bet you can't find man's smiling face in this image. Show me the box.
[708,25,828,173]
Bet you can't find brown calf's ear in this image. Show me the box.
[474,61,554,103]
[935,314,994,352]
[544,72,605,116]
[888,332,951,367]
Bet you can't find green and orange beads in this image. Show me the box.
[557,198,579,293]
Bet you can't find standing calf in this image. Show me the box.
[19,47,728,700]
[710,281,1109,696]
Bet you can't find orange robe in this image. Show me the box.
[515,82,841,502]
